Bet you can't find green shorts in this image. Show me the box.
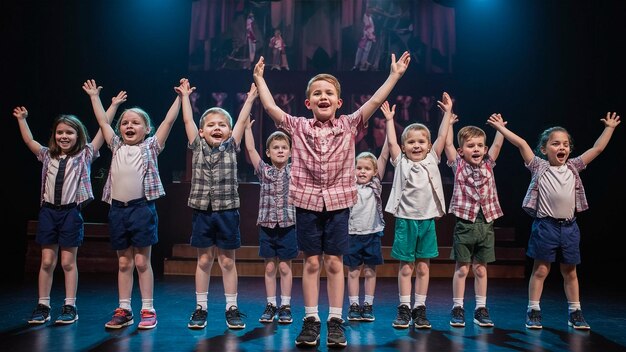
[391,217,439,261]
[450,212,495,263]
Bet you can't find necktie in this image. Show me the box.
[54,157,68,205]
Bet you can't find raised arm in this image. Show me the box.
[232,82,258,145]
[580,111,621,165]
[431,91,453,157]
[154,79,184,146]
[13,106,42,155]
[487,113,534,164]
[444,113,459,162]
[376,135,390,179]
[360,51,411,124]
[244,119,262,169]
[487,128,505,162]
[253,57,285,125]
[381,101,401,161]
[180,79,198,144]
[83,79,116,147]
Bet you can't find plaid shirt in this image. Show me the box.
[448,155,503,223]
[277,109,364,212]
[522,155,588,217]
[102,135,164,204]
[255,159,295,228]
[187,135,240,211]
[38,144,99,206]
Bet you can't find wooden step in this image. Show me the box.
[164,244,526,278]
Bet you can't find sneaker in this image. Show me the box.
[28,304,51,324]
[392,305,412,329]
[525,309,542,329]
[225,306,246,329]
[188,305,207,329]
[450,306,466,327]
[105,308,134,329]
[277,305,293,324]
[55,305,78,324]
[568,309,591,330]
[347,302,362,321]
[295,316,321,346]
[326,317,347,347]
[412,305,432,329]
[259,303,277,323]
[360,302,375,322]
[473,307,494,327]
[138,309,157,329]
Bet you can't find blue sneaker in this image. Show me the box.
[473,307,494,327]
[525,309,542,329]
[225,306,246,329]
[360,302,375,322]
[28,304,51,324]
[347,303,362,321]
[259,303,277,323]
[188,305,207,329]
[277,305,293,324]
[568,309,590,330]
[450,306,465,327]
[55,305,78,324]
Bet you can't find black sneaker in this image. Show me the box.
[392,305,411,329]
[473,307,494,327]
[450,306,465,327]
[327,317,347,347]
[225,306,246,329]
[525,309,542,329]
[295,316,321,346]
[28,304,51,324]
[360,302,375,322]
[568,309,590,330]
[105,308,134,329]
[188,305,208,329]
[259,303,277,323]
[55,305,78,324]
[347,302,362,321]
[412,305,432,329]
[277,305,293,324]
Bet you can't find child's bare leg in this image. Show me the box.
[38,245,59,301]
[398,261,414,298]
[325,254,345,319]
[264,258,278,299]
[414,259,430,296]
[363,265,376,297]
[116,248,135,302]
[302,254,322,307]
[278,259,293,298]
[195,247,215,293]
[347,266,362,297]
[60,247,79,302]
[134,246,153,301]
[472,262,488,298]
[452,262,470,303]
[560,263,580,303]
[218,248,237,295]
[528,260,550,302]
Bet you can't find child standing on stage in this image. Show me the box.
[243,116,297,325]
[253,51,410,347]
[345,104,390,323]
[94,79,184,330]
[182,80,255,330]
[15,83,125,325]
[487,112,620,331]
[444,114,505,328]
[386,92,453,329]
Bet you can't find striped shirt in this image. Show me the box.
[448,155,503,223]
[255,159,295,228]
[102,135,164,204]
[522,156,588,217]
[38,144,99,206]
[187,135,240,211]
[277,109,364,212]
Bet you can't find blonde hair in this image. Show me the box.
[356,151,378,172]
[457,125,486,146]
[305,73,341,98]
[401,123,431,144]
[115,107,154,137]
[199,107,233,128]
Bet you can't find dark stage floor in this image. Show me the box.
[1,274,625,352]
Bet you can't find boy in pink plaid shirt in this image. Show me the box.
[253,51,410,347]
[444,114,505,328]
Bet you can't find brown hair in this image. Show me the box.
[457,125,486,146]
[305,73,341,98]
[48,114,89,158]
[199,107,233,129]
[266,130,291,150]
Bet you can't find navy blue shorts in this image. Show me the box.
[527,217,581,265]
[190,208,241,250]
[295,207,349,256]
[344,232,384,267]
[108,198,158,250]
[36,203,83,247]
[258,225,298,260]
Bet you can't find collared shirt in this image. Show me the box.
[255,159,295,228]
[102,135,164,204]
[277,108,364,212]
[349,176,385,235]
[38,144,99,206]
[522,156,588,217]
[187,135,240,211]
[448,155,503,223]
[385,151,446,219]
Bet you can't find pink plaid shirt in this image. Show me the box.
[448,155,503,223]
[277,109,364,211]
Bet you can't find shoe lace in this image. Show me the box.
[362,303,372,314]
[33,304,49,315]
[327,318,345,335]
[227,307,247,320]
[528,310,541,322]
[141,310,156,319]
[301,317,320,335]
[278,305,291,316]
[453,306,465,320]
[570,310,585,323]
[113,308,129,317]
[475,307,490,319]
[61,305,74,315]
[349,303,361,313]
[397,305,411,321]
[262,304,276,316]
[191,308,207,321]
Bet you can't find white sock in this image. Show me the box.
[196,292,208,310]
[349,295,359,305]
[328,306,343,320]
[225,293,238,310]
[280,295,291,306]
[267,296,277,306]
[399,295,411,308]
[568,301,581,313]
[38,297,51,307]
[414,294,427,308]
[119,298,131,311]
[364,295,374,305]
[527,300,540,311]
[64,297,76,307]
[475,295,487,309]
[304,306,320,321]
[141,298,154,311]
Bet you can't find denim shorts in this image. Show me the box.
[527,216,581,264]
[108,198,158,250]
[36,204,84,247]
[258,225,298,260]
[344,232,384,267]
[190,208,241,250]
[296,207,349,256]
